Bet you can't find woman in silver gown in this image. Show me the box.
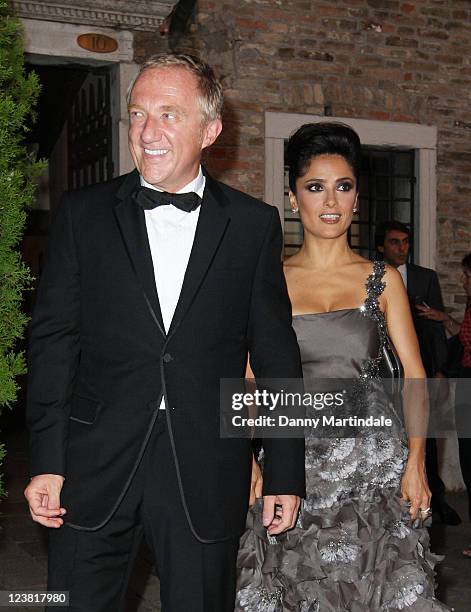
[236,123,449,611]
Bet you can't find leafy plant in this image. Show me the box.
[0,0,43,496]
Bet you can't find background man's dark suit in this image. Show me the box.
[376,221,459,524]
[26,168,305,607]
[406,263,448,378]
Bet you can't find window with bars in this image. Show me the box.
[283,147,416,261]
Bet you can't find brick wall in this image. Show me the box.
[136,0,471,314]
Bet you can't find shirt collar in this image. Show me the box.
[397,264,407,286]
[139,166,205,199]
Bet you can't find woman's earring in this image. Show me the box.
[291,208,298,213]
[353,198,359,214]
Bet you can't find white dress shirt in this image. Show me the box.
[141,167,205,410]
[141,166,205,333]
[398,263,407,288]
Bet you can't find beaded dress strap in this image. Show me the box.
[363,260,386,315]
[360,260,388,377]
[361,261,387,330]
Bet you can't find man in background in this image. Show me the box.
[376,220,460,525]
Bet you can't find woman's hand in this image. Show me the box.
[249,455,263,506]
[400,458,431,521]
[415,304,461,334]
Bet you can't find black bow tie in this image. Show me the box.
[133,186,201,213]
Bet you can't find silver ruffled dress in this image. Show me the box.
[236,261,449,611]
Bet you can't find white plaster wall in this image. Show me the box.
[21,18,134,63]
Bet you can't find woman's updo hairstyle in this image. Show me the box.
[287,122,362,193]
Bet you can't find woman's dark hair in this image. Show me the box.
[462,253,471,271]
[286,122,362,193]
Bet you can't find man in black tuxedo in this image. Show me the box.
[24,54,305,611]
[376,220,460,525]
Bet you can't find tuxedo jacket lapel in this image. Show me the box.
[113,171,166,337]
[406,264,423,299]
[168,175,230,337]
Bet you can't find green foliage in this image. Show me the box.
[0,0,44,496]
[0,442,4,498]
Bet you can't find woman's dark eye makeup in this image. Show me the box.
[306,180,354,192]
[307,182,323,192]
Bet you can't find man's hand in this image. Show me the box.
[415,304,448,322]
[262,495,300,535]
[24,474,66,528]
[249,456,263,506]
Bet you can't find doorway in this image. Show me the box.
[22,58,118,306]
[26,60,117,214]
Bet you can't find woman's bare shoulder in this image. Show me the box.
[283,253,303,268]
[283,254,306,278]
[342,256,375,280]
[353,255,375,271]
[381,263,404,288]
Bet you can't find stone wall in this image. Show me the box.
[136,0,471,314]
[12,0,177,31]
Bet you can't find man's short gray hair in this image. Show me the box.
[126,53,224,124]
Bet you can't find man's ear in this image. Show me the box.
[202,118,223,149]
[377,245,384,254]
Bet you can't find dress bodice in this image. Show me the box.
[292,260,388,384]
[293,308,380,380]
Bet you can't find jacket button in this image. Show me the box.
[163,353,173,363]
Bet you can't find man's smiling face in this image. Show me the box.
[128,66,221,192]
